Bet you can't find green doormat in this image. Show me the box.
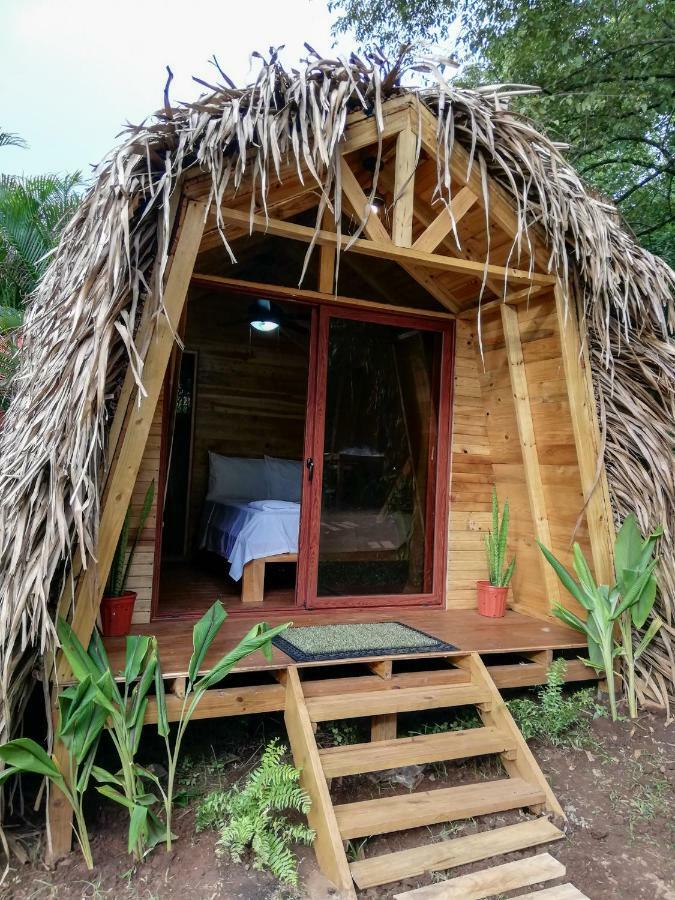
[272,622,455,662]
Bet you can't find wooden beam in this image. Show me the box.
[190,273,455,321]
[392,127,417,247]
[458,285,545,318]
[554,282,615,583]
[339,158,461,313]
[217,206,556,286]
[57,200,207,679]
[500,303,562,609]
[284,668,356,898]
[412,186,477,253]
[47,201,207,863]
[412,101,550,271]
[318,209,336,293]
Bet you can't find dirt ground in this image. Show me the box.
[1,703,673,900]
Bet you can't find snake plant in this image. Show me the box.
[484,487,516,587]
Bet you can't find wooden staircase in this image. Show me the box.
[283,652,565,898]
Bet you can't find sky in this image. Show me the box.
[0,0,355,177]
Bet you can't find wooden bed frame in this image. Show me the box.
[241,553,298,603]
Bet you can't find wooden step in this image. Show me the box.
[334,776,546,840]
[517,886,590,899]
[320,726,513,778]
[349,816,563,889]
[302,667,471,698]
[306,682,489,722]
[392,851,566,899]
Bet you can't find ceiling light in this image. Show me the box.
[251,319,279,332]
[369,192,386,215]
[249,298,280,332]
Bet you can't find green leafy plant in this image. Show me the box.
[196,739,314,886]
[56,601,289,860]
[105,481,155,598]
[507,659,600,747]
[58,619,168,861]
[613,515,663,718]
[0,684,107,870]
[485,487,515,587]
[150,602,290,850]
[538,515,662,721]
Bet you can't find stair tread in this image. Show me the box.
[306,682,490,722]
[516,885,590,899]
[349,816,563,889]
[320,726,514,778]
[392,852,566,899]
[335,776,546,840]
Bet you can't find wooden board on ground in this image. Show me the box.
[349,817,563,890]
[393,852,566,899]
[517,885,590,899]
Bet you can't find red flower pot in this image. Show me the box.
[100,591,136,637]
[476,581,509,618]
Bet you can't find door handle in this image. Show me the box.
[306,457,315,481]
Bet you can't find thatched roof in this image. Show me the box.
[0,48,673,741]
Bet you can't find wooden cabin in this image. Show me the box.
[2,54,672,893]
[115,95,613,663]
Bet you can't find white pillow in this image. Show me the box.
[206,453,268,503]
[265,456,303,503]
[248,500,300,512]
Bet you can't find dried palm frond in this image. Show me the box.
[0,47,673,760]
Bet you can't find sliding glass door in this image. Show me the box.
[298,306,453,608]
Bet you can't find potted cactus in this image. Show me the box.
[478,487,515,617]
[100,480,155,636]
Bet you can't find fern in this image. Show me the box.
[196,739,314,886]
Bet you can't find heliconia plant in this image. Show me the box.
[538,514,662,721]
[485,487,516,588]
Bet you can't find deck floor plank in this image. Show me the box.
[101,608,586,681]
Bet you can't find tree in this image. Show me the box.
[0,130,81,408]
[329,1,675,267]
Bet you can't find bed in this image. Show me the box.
[199,453,301,603]
[199,452,412,603]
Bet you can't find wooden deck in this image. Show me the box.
[104,607,587,680]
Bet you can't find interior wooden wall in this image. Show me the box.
[184,290,309,546]
[445,290,592,620]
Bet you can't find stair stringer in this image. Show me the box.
[284,666,356,900]
[453,652,565,819]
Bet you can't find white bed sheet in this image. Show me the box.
[200,499,300,581]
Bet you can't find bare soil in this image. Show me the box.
[1,706,673,900]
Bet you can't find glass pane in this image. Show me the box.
[317,317,440,597]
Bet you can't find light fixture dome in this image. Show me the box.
[249,298,281,332]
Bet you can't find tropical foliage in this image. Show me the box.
[329,0,675,267]
[0,603,289,866]
[539,515,663,720]
[484,487,515,587]
[0,130,81,408]
[197,739,314,886]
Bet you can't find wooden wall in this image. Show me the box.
[445,290,592,620]
[127,389,162,624]
[184,291,309,546]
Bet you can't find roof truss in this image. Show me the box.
[193,96,554,314]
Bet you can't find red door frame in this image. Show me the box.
[298,304,455,610]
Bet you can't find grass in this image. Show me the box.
[609,753,671,838]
